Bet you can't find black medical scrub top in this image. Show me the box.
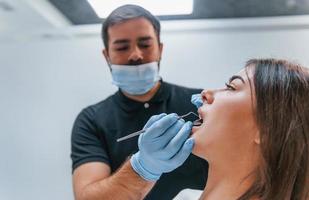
[71,81,208,200]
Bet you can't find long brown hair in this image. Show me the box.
[239,59,309,200]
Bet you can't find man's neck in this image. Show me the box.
[121,81,161,102]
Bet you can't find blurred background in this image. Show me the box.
[1,0,309,199]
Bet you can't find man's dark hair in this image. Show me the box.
[101,4,161,49]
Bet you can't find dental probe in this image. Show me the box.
[116,112,202,142]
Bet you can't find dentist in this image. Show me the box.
[71,4,208,200]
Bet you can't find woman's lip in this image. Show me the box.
[191,125,200,135]
[197,108,205,121]
[197,109,202,118]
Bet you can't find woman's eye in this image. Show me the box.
[225,83,236,90]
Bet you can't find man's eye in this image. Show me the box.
[115,46,129,51]
[225,83,236,90]
[139,44,150,48]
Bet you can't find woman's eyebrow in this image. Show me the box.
[229,75,245,84]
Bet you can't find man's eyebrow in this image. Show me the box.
[138,36,153,42]
[113,39,130,44]
[229,75,245,84]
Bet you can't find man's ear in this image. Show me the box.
[159,43,163,60]
[254,130,260,145]
[102,49,112,72]
[102,49,110,64]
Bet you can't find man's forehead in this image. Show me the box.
[108,20,156,44]
[108,18,155,34]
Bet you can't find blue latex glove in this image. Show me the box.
[191,93,203,108]
[130,113,194,181]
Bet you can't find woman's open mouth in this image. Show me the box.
[191,118,203,135]
[193,118,203,126]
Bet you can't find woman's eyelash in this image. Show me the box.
[225,83,236,90]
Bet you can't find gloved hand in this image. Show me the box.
[191,93,203,108]
[130,113,194,181]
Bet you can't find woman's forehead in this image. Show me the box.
[236,67,254,81]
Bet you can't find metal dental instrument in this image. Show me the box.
[116,112,202,142]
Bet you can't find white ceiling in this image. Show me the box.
[2,0,309,44]
[0,0,72,43]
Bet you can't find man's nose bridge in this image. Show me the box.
[129,45,143,61]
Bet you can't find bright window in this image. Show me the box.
[87,0,193,18]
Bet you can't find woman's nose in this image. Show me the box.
[201,89,214,104]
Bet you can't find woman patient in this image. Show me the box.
[186,58,309,200]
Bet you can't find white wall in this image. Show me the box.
[1,16,309,200]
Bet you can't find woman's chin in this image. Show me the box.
[190,126,200,154]
[190,124,209,159]
[191,143,204,159]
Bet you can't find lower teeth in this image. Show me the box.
[193,119,203,126]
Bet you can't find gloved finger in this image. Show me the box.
[138,114,167,151]
[168,138,195,168]
[145,113,179,139]
[143,113,167,129]
[191,93,203,109]
[164,121,193,158]
[151,119,184,151]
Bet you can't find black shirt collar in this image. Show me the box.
[113,80,171,112]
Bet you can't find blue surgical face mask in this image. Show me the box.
[110,61,160,95]
[191,93,203,108]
